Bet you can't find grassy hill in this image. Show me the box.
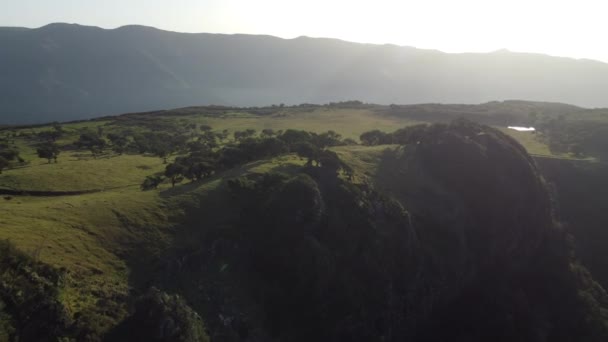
[1,101,608,340]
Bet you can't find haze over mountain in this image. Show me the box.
[2,23,608,124]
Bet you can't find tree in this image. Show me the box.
[198,131,218,149]
[36,144,60,163]
[141,175,164,190]
[261,129,276,138]
[106,287,209,342]
[107,133,129,155]
[293,142,320,166]
[318,150,342,174]
[153,145,172,164]
[315,130,344,148]
[199,124,212,132]
[234,129,256,141]
[218,147,248,169]
[186,161,215,181]
[391,124,428,145]
[132,132,185,162]
[75,132,106,157]
[280,129,312,148]
[359,130,390,146]
[258,137,288,157]
[37,130,61,143]
[165,163,186,187]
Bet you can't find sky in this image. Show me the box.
[2,0,607,63]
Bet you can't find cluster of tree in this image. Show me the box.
[106,132,129,155]
[536,158,608,289]
[359,124,430,146]
[103,124,226,160]
[185,169,417,340]
[537,118,608,159]
[326,100,366,108]
[35,123,64,143]
[150,128,354,190]
[108,130,185,157]
[36,144,60,164]
[106,287,209,342]
[131,132,188,162]
[75,130,107,157]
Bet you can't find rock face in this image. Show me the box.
[407,120,551,268]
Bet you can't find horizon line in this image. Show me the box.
[3,22,607,65]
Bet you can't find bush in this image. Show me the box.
[141,175,164,190]
[106,287,209,342]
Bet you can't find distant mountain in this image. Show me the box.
[2,23,608,124]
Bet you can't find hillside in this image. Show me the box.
[3,23,608,123]
[2,103,608,340]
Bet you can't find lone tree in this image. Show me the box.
[36,143,60,163]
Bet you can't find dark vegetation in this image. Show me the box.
[36,143,60,163]
[536,116,608,159]
[142,127,353,189]
[537,158,608,288]
[129,120,608,341]
[106,288,209,342]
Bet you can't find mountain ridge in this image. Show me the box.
[8,23,608,64]
[2,23,608,124]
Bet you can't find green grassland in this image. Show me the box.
[155,108,421,140]
[0,153,166,191]
[0,102,598,335]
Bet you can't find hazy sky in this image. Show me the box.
[2,0,607,63]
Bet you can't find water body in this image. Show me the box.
[508,126,536,132]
